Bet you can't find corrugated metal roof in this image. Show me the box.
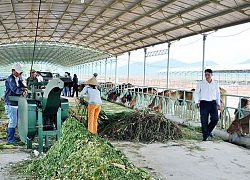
[0,0,249,67]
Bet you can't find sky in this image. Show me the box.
[117,22,250,66]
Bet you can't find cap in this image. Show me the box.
[84,78,99,86]
[12,64,23,74]
[93,73,98,76]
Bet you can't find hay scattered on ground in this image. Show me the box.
[98,110,182,143]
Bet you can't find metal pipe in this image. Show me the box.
[127,51,131,83]
[202,34,207,80]
[167,43,171,89]
[99,61,102,75]
[105,58,107,82]
[143,48,147,86]
[92,62,94,75]
[110,59,112,82]
[88,63,90,78]
[96,62,98,74]
[115,56,118,84]
[30,0,42,71]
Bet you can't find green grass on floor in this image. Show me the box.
[101,99,134,113]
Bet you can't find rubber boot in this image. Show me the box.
[7,128,15,144]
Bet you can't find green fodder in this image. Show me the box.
[179,125,202,140]
[98,110,182,143]
[0,99,4,119]
[16,117,151,180]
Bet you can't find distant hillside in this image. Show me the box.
[117,58,218,75]
[188,61,217,67]
[240,59,250,64]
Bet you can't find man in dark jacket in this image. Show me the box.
[26,69,38,89]
[71,74,78,97]
[4,64,26,143]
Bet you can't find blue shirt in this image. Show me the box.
[4,74,25,106]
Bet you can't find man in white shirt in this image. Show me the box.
[36,71,44,82]
[194,69,221,141]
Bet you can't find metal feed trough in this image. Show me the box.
[9,78,69,152]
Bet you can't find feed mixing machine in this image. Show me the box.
[9,78,69,152]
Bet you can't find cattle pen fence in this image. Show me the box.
[100,83,250,139]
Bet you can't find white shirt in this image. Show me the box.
[80,85,102,105]
[37,75,43,82]
[14,75,20,87]
[194,79,220,106]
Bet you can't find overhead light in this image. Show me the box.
[81,0,85,3]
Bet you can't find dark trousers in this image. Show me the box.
[72,84,78,97]
[200,100,218,139]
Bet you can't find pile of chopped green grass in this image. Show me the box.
[15,117,151,180]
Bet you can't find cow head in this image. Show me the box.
[227,120,243,134]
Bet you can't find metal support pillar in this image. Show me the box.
[88,63,90,78]
[78,66,80,78]
[143,48,147,86]
[99,61,102,77]
[82,64,85,80]
[110,59,112,82]
[81,65,84,80]
[105,59,107,82]
[115,56,118,84]
[127,52,131,83]
[167,43,171,89]
[202,34,207,80]
[92,62,94,75]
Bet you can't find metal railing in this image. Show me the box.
[100,83,250,137]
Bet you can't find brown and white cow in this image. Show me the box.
[234,98,250,120]
[148,90,183,111]
[178,89,195,110]
[107,90,120,102]
[227,113,250,134]
[103,83,133,102]
[227,98,250,142]
[123,87,157,108]
[219,87,226,111]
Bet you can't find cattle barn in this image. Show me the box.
[0,0,250,179]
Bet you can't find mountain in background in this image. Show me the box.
[118,58,218,75]
[240,59,250,64]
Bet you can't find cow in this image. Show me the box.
[178,89,195,110]
[234,98,250,120]
[227,113,250,142]
[218,87,227,128]
[148,90,183,112]
[123,87,157,108]
[219,87,226,111]
[227,97,250,142]
[227,112,250,134]
[107,91,120,102]
[116,83,133,90]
